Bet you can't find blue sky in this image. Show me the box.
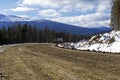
[0,0,111,28]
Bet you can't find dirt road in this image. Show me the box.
[0,43,120,80]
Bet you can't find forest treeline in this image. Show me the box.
[0,23,89,45]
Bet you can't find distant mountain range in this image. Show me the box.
[0,14,112,35]
[0,14,30,21]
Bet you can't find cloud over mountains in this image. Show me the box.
[1,0,111,28]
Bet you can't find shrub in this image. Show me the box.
[108,37,115,44]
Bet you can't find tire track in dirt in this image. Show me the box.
[17,47,80,80]
[1,44,120,80]
[24,44,120,80]
[0,47,38,80]
[0,47,9,80]
[18,45,107,80]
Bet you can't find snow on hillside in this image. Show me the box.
[75,31,120,53]
[0,14,30,21]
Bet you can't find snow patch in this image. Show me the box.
[74,30,120,53]
[0,46,6,53]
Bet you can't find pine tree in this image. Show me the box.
[0,23,89,45]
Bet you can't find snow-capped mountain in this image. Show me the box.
[0,14,30,21]
[75,31,120,53]
[0,14,111,35]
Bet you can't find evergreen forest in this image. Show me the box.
[0,23,89,45]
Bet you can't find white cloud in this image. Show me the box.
[11,6,37,12]
[59,5,72,13]
[51,13,110,28]
[0,9,9,15]
[19,0,59,8]
[75,2,95,12]
[19,0,103,13]
[38,9,61,18]
[15,0,111,28]
[76,5,94,13]
[18,15,28,17]
[97,0,111,12]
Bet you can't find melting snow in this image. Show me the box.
[74,31,120,53]
[0,46,6,53]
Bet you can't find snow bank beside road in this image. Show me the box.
[75,31,120,53]
[0,46,6,52]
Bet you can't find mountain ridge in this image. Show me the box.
[0,14,30,21]
[0,14,112,35]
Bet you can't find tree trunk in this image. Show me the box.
[111,0,120,31]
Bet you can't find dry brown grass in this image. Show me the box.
[0,43,120,80]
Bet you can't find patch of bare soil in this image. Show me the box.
[0,43,120,80]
